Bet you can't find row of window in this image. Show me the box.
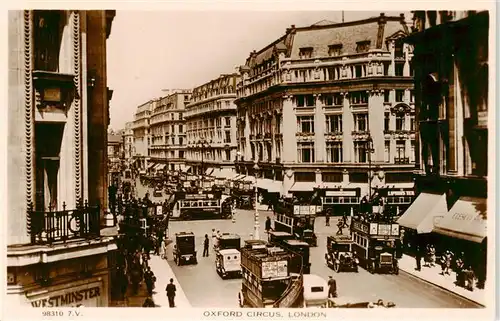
[187,150,232,162]
[296,114,415,134]
[294,90,414,108]
[295,141,415,164]
[187,117,232,131]
[149,150,185,159]
[187,130,232,144]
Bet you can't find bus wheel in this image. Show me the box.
[333,261,340,273]
[370,261,376,274]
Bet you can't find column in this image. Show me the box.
[244,109,251,160]
[403,43,410,76]
[314,94,325,162]
[283,168,294,197]
[368,90,384,162]
[388,40,395,76]
[315,168,322,187]
[342,92,353,162]
[282,96,297,164]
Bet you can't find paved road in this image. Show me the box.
[135,178,480,308]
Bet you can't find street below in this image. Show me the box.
[135,179,481,309]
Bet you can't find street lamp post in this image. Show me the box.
[253,162,260,240]
[198,139,209,187]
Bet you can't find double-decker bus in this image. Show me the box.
[170,191,232,220]
[273,199,319,247]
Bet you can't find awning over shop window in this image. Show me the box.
[289,182,315,192]
[216,168,235,179]
[257,179,282,193]
[148,163,156,169]
[241,176,255,183]
[397,193,448,234]
[156,164,166,170]
[183,166,192,173]
[433,197,487,243]
[205,168,215,176]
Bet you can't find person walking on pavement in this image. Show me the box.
[144,266,156,296]
[327,276,337,298]
[166,278,177,307]
[325,210,330,226]
[342,213,349,228]
[415,245,422,271]
[203,234,210,257]
[265,216,272,233]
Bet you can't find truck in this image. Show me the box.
[238,240,304,308]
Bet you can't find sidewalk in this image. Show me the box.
[398,254,487,306]
[149,255,191,308]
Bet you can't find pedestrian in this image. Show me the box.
[203,234,209,257]
[265,216,272,232]
[142,296,155,307]
[464,266,475,291]
[325,210,330,227]
[336,220,343,235]
[342,213,349,228]
[455,256,465,287]
[327,276,337,298]
[144,266,156,296]
[166,278,177,308]
[211,228,217,250]
[415,245,422,271]
[444,250,454,275]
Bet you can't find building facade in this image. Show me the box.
[149,90,191,172]
[235,14,415,215]
[107,133,123,186]
[7,10,117,307]
[185,74,239,178]
[132,99,154,172]
[402,11,489,287]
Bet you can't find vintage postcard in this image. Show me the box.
[1,1,497,321]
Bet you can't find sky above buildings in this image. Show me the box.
[107,10,411,130]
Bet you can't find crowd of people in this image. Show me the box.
[414,245,479,292]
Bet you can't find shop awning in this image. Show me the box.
[205,168,215,176]
[257,179,282,193]
[233,174,246,181]
[397,193,448,234]
[148,163,156,169]
[289,182,315,192]
[241,176,255,183]
[156,164,166,170]
[433,197,487,243]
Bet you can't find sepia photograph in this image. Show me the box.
[2,4,496,321]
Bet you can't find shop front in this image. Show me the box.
[316,188,361,217]
[383,188,416,216]
[432,196,488,288]
[27,279,105,307]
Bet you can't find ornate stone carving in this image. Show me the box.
[24,10,34,234]
[72,11,82,202]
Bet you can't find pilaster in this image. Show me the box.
[314,94,325,162]
[368,90,384,162]
[341,92,353,162]
[282,95,296,163]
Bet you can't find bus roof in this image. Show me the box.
[284,239,309,246]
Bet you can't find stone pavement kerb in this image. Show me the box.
[398,254,487,307]
[149,255,191,308]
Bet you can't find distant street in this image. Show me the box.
[136,178,481,308]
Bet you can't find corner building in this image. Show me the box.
[132,99,154,172]
[185,74,239,178]
[7,10,117,307]
[235,14,415,215]
[401,11,489,288]
[149,90,191,173]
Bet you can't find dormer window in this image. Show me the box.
[299,47,314,59]
[328,44,343,56]
[356,41,371,53]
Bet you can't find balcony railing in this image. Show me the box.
[394,157,410,164]
[29,201,100,245]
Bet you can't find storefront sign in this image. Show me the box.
[30,286,101,307]
[451,213,475,221]
[387,190,415,196]
[325,190,357,197]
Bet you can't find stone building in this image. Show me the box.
[400,11,489,287]
[7,10,117,307]
[132,99,155,173]
[235,13,415,215]
[185,74,239,178]
[122,121,134,164]
[107,133,123,186]
[149,90,191,173]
